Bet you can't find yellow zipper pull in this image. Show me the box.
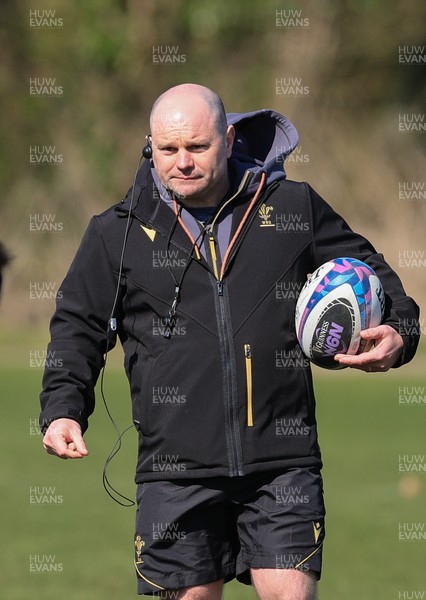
[208,231,219,280]
[244,344,253,427]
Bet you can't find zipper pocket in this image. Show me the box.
[244,344,253,427]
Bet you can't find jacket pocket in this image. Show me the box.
[138,356,156,435]
[244,344,253,427]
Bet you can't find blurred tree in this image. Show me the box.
[0,0,424,324]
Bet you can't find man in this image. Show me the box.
[40,84,419,599]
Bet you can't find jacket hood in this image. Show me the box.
[227,109,299,193]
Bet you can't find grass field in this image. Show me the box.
[0,358,425,599]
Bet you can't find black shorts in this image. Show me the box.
[134,467,325,596]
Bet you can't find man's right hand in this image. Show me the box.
[43,418,89,459]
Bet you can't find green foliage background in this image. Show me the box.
[1,0,425,325]
[0,1,425,598]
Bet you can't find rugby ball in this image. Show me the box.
[295,257,385,369]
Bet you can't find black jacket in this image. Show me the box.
[39,111,420,482]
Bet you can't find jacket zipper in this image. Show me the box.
[213,281,244,476]
[244,344,253,427]
[205,174,267,474]
[204,226,244,476]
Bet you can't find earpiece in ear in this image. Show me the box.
[142,135,152,159]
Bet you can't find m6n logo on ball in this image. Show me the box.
[295,257,385,369]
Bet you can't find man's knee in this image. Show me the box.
[157,579,224,600]
[251,568,318,600]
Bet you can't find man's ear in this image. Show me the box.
[225,125,235,158]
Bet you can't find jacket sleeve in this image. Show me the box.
[39,216,122,433]
[306,183,420,367]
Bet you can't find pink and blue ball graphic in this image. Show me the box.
[295,257,384,369]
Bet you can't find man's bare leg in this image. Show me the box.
[156,578,224,600]
[251,568,318,600]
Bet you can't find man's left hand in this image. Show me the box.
[334,324,404,372]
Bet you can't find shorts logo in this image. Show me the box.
[141,224,157,242]
[258,204,275,227]
[135,535,145,564]
[313,521,322,544]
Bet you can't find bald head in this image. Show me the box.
[150,84,228,138]
[148,84,235,207]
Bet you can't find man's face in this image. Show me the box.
[151,99,234,207]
